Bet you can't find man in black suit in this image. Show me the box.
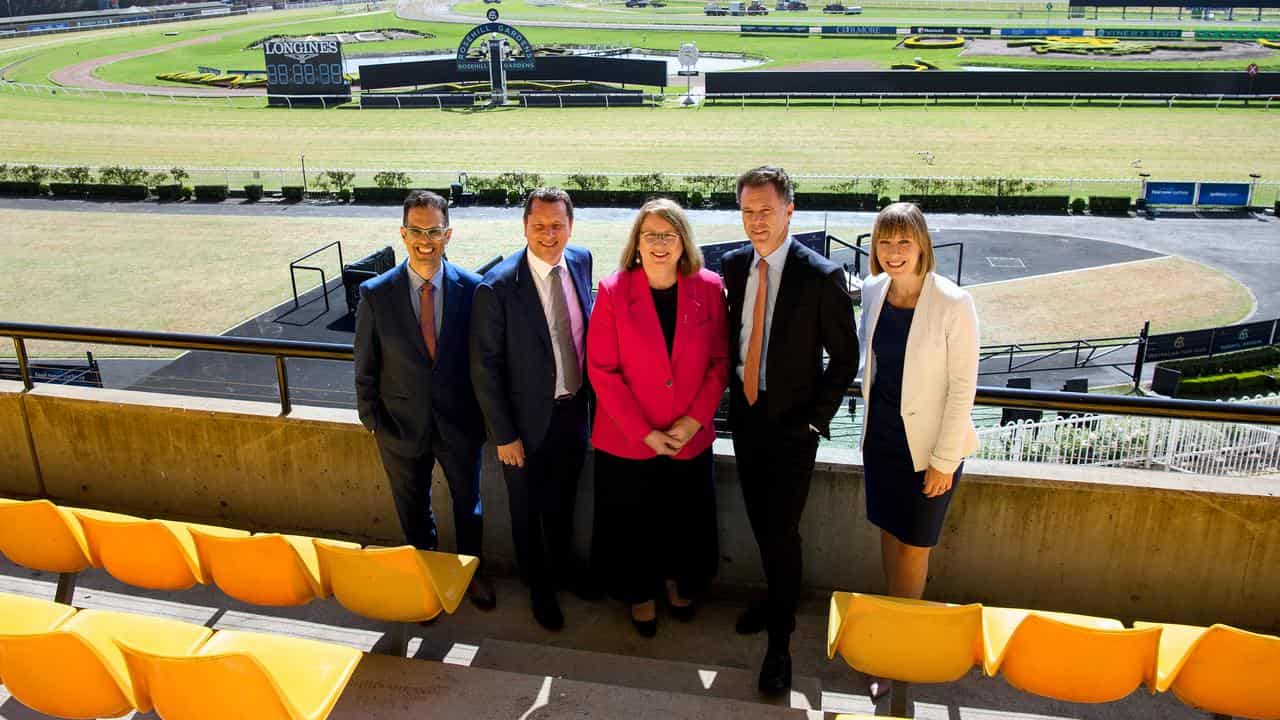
[723,166,859,694]
[354,190,495,611]
[470,187,595,631]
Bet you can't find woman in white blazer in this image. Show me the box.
[859,202,979,628]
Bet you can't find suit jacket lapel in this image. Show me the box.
[765,240,805,383]
[670,272,700,369]
[437,261,464,353]
[516,249,553,355]
[392,262,432,363]
[568,247,593,319]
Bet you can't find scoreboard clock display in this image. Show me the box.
[263,38,351,104]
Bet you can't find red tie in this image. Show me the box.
[743,260,768,406]
[420,283,436,361]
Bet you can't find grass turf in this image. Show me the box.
[1,91,1277,186]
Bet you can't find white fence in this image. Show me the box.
[975,393,1280,477]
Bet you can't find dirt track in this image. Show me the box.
[49,29,266,95]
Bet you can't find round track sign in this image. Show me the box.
[678,42,699,70]
[486,8,499,21]
[1247,63,1259,77]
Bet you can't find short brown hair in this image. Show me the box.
[523,187,574,223]
[869,202,936,277]
[736,166,794,206]
[619,197,704,276]
[403,189,448,227]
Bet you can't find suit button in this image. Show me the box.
[665,380,673,388]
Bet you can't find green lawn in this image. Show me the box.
[1,90,1278,184]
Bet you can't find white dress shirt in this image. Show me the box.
[736,235,793,391]
[526,250,585,398]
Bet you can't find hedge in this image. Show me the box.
[354,187,409,204]
[896,194,1070,214]
[710,192,738,209]
[793,192,877,211]
[154,184,184,202]
[477,188,508,206]
[282,186,304,201]
[194,185,229,202]
[1088,196,1131,215]
[0,181,45,196]
[49,183,148,200]
[569,190,690,208]
[1177,370,1278,398]
[1158,345,1280,379]
[245,184,264,202]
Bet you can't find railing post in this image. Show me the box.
[275,356,292,416]
[13,338,33,391]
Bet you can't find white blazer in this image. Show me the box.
[859,271,979,474]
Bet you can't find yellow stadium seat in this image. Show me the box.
[0,592,78,684]
[120,629,362,720]
[983,607,1160,704]
[1135,621,1280,719]
[190,528,325,607]
[73,508,221,591]
[313,540,478,624]
[0,609,211,719]
[0,498,92,574]
[827,591,983,682]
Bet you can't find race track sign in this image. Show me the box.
[263,38,350,100]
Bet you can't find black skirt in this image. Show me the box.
[864,397,962,548]
[590,448,719,604]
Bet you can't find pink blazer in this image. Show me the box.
[587,267,729,460]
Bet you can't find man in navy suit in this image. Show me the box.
[354,190,495,611]
[471,187,594,631]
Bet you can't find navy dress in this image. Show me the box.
[863,300,962,548]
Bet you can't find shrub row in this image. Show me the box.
[194,185,229,202]
[1159,345,1280,379]
[1088,196,1132,215]
[898,194,1071,214]
[0,181,45,195]
[569,190,690,208]
[1176,370,1278,398]
[793,192,878,211]
[49,183,149,200]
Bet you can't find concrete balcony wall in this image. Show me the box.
[4,384,1279,632]
[0,381,41,496]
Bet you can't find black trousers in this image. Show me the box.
[591,448,718,605]
[502,394,589,593]
[731,390,820,638]
[376,421,484,558]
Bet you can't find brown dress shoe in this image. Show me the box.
[468,574,497,611]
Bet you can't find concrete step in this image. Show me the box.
[472,638,824,712]
[331,652,829,720]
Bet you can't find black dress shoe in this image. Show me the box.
[468,575,497,611]
[735,604,768,635]
[631,616,658,638]
[565,576,603,602]
[757,647,792,696]
[531,591,564,632]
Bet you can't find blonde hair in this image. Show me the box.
[869,202,935,276]
[619,197,704,276]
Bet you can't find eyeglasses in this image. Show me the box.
[403,225,448,242]
[639,231,681,246]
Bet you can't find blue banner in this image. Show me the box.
[1211,320,1277,354]
[1196,182,1251,207]
[742,24,811,33]
[999,27,1085,36]
[821,25,897,35]
[1145,181,1196,206]
[911,25,992,35]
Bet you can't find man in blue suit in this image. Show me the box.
[354,190,495,611]
[471,187,594,631]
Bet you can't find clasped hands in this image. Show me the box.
[643,416,701,457]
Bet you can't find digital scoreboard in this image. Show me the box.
[263,38,351,106]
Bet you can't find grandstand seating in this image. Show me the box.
[314,540,477,624]
[1135,621,1280,719]
[121,628,361,720]
[982,608,1160,703]
[190,529,327,607]
[73,508,217,591]
[0,591,361,720]
[0,498,92,602]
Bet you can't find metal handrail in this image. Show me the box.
[2,321,1278,426]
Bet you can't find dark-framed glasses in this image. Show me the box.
[639,231,680,246]
[404,225,448,242]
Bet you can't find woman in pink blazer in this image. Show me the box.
[587,197,729,638]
